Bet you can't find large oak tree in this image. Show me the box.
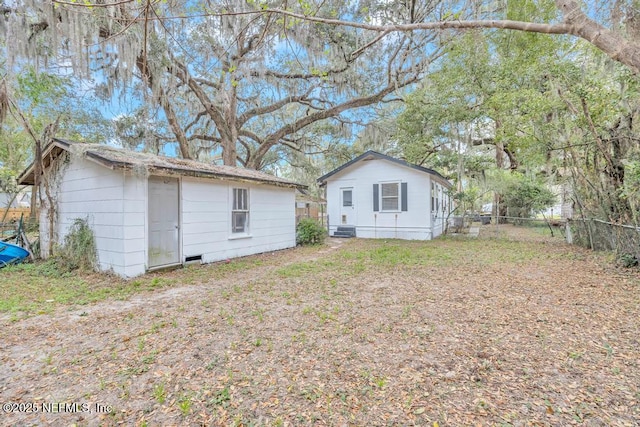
[1,0,447,168]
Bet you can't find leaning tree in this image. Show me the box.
[263,0,640,74]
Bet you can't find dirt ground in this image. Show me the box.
[1,225,639,426]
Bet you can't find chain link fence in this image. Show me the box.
[567,218,640,265]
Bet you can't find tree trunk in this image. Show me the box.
[222,132,238,166]
[223,83,239,167]
[29,155,39,221]
[493,120,508,222]
[39,120,59,257]
[504,145,519,171]
[159,91,192,160]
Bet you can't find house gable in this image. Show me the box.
[317,150,451,189]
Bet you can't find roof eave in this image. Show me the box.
[317,150,452,187]
[317,150,376,183]
[153,166,307,189]
[17,139,306,190]
[16,139,71,186]
[86,151,306,189]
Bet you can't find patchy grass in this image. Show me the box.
[0,232,562,317]
[2,225,639,426]
[0,249,284,316]
[275,259,338,278]
[340,235,561,268]
[0,261,133,314]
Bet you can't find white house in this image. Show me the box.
[318,151,453,240]
[17,139,304,278]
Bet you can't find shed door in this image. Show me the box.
[148,176,180,268]
[340,187,355,225]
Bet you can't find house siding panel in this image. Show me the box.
[122,174,147,277]
[181,178,295,263]
[42,155,128,275]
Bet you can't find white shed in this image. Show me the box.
[18,139,304,278]
[318,151,453,240]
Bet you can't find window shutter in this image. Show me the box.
[373,184,379,211]
[401,182,408,211]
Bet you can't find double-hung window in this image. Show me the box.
[374,182,407,212]
[380,182,400,211]
[232,188,249,233]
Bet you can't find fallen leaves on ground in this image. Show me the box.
[1,225,639,426]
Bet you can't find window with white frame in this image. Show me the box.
[232,188,249,233]
[431,182,435,212]
[381,182,400,211]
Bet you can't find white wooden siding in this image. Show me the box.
[122,174,147,277]
[181,178,296,264]
[41,155,127,274]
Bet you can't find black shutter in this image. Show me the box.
[401,182,408,211]
[373,184,379,211]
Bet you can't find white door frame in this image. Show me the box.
[147,176,181,269]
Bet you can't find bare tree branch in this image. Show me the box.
[238,89,314,127]
[52,0,136,7]
[248,79,418,169]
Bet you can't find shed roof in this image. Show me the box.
[317,150,452,187]
[17,139,306,189]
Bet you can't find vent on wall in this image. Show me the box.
[185,255,203,263]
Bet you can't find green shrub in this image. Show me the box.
[55,217,97,272]
[296,218,326,245]
[618,252,638,268]
[502,179,556,219]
